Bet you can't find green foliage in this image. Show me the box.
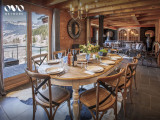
[32,25,48,40]
[79,42,99,54]
[99,49,108,53]
[33,36,36,43]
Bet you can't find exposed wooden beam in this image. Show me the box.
[45,0,68,6]
[88,0,160,14]
[88,4,160,17]
[138,15,160,21]
[139,20,156,25]
[117,25,155,28]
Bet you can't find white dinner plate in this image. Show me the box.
[101,60,115,65]
[110,56,121,60]
[45,67,64,74]
[86,66,104,73]
[47,59,60,64]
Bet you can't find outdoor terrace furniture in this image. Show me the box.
[25,69,73,120]
[79,68,125,120]
[4,58,19,67]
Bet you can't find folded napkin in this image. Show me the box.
[84,71,95,75]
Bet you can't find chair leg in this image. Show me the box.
[33,105,36,120]
[78,101,82,120]
[130,85,133,104]
[122,90,127,117]
[32,101,36,120]
[52,106,60,120]
[123,97,126,117]
[67,99,73,120]
[114,102,117,120]
[134,74,137,90]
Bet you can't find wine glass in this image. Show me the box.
[58,53,62,59]
[58,53,63,67]
[85,54,90,68]
[98,51,103,62]
[63,56,68,71]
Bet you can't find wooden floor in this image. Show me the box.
[0,61,160,120]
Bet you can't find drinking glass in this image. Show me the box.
[63,56,69,72]
[58,53,62,59]
[86,54,90,68]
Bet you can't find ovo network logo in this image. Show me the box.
[4,5,24,16]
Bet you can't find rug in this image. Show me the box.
[6,87,32,101]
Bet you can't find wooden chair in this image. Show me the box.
[53,50,66,59]
[25,69,72,120]
[106,58,138,117]
[71,48,80,55]
[79,69,125,120]
[132,54,140,90]
[31,53,48,72]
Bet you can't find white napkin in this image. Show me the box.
[84,71,95,75]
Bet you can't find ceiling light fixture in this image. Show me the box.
[69,0,88,20]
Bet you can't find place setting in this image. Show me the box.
[84,65,104,75]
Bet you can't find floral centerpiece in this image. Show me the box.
[79,42,99,54]
[98,49,108,56]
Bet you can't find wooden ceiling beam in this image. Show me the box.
[88,4,160,17]
[91,23,118,30]
[88,0,160,14]
[87,0,141,10]
[117,25,155,28]
[138,15,160,21]
[45,0,68,6]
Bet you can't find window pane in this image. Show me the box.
[3,10,27,78]
[32,12,49,56]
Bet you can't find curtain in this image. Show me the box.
[0,0,6,96]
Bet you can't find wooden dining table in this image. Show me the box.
[38,54,123,120]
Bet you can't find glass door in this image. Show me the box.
[2,11,27,79]
[32,12,49,56]
[31,12,49,68]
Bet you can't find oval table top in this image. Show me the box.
[38,54,123,81]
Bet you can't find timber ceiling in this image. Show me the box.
[23,0,160,29]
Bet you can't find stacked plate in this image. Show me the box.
[110,56,121,60]
[45,67,64,74]
[101,60,115,65]
[86,66,104,73]
[47,59,61,64]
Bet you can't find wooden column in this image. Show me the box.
[86,17,91,43]
[27,11,32,70]
[155,20,160,65]
[99,15,104,47]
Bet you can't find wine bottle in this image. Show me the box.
[68,49,71,66]
[72,50,77,66]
